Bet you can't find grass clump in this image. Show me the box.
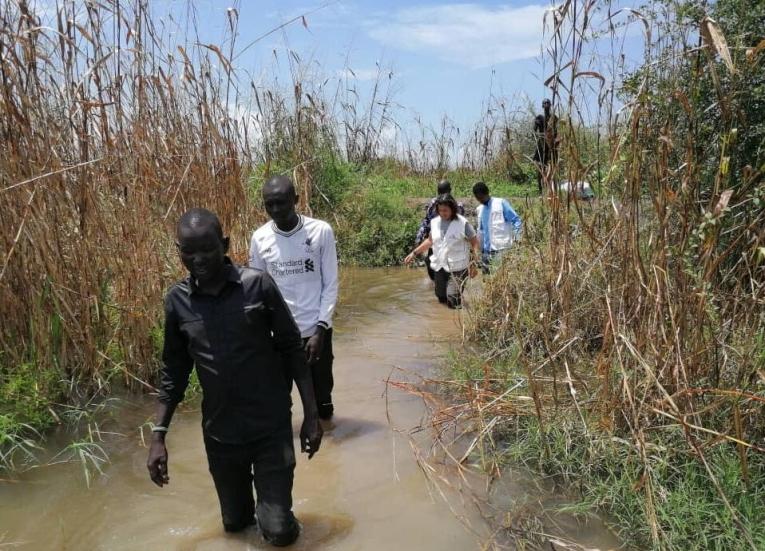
[501,416,765,550]
[334,185,420,267]
[0,414,41,471]
[0,362,61,430]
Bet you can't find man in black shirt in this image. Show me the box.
[533,98,558,193]
[146,208,322,547]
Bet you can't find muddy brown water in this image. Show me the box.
[0,267,621,550]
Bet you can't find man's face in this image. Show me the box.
[474,192,489,205]
[177,225,227,285]
[263,186,298,226]
[542,100,551,111]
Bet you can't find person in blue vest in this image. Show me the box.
[472,182,522,273]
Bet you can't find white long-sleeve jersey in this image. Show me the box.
[249,215,339,338]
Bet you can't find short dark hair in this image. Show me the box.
[178,208,223,239]
[437,179,451,194]
[434,193,459,220]
[263,175,297,198]
[472,181,489,196]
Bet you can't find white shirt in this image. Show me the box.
[249,215,339,338]
[429,215,473,272]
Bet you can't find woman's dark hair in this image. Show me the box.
[435,193,459,220]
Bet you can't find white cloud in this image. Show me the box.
[337,67,390,81]
[367,3,546,69]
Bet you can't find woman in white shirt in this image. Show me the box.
[404,194,479,308]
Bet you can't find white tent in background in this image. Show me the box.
[558,180,595,200]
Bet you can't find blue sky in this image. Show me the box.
[166,0,564,129]
[149,1,647,128]
[34,0,646,133]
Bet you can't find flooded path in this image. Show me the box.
[0,268,487,550]
[0,267,623,550]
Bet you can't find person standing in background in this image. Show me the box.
[533,98,559,193]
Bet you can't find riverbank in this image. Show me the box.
[439,195,765,550]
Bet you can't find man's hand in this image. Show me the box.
[469,263,478,278]
[300,416,323,459]
[304,326,325,365]
[147,436,169,487]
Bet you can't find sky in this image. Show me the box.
[141,0,647,133]
[29,0,646,135]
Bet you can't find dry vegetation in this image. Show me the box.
[426,0,765,549]
[3,0,762,547]
[0,0,543,469]
[0,0,258,456]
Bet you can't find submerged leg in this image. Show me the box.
[253,429,299,546]
[446,269,468,309]
[205,439,256,532]
[434,269,449,304]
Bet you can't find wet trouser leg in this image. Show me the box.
[205,427,299,546]
[308,329,334,419]
[446,269,468,308]
[434,269,449,304]
[480,251,495,274]
[482,250,509,274]
[424,249,435,281]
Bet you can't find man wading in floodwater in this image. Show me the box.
[249,176,339,421]
[473,182,522,273]
[147,208,322,546]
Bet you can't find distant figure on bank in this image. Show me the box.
[472,182,522,273]
[533,98,559,193]
[250,176,339,421]
[414,179,465,281]
[405,194,479,308]
[147,208,322,546]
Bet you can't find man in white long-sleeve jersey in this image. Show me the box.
[249,176,339,420]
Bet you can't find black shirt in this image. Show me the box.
[158,260,305,443]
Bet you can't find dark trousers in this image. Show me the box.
[481,250,498,274]
[481,250,505,275]
[302,329,334,419]
[434,268,468,308]
[204,428,299,546]
[424,249,435,281]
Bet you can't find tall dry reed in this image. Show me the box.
[0,0,257,408]
[438,0,764,547]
